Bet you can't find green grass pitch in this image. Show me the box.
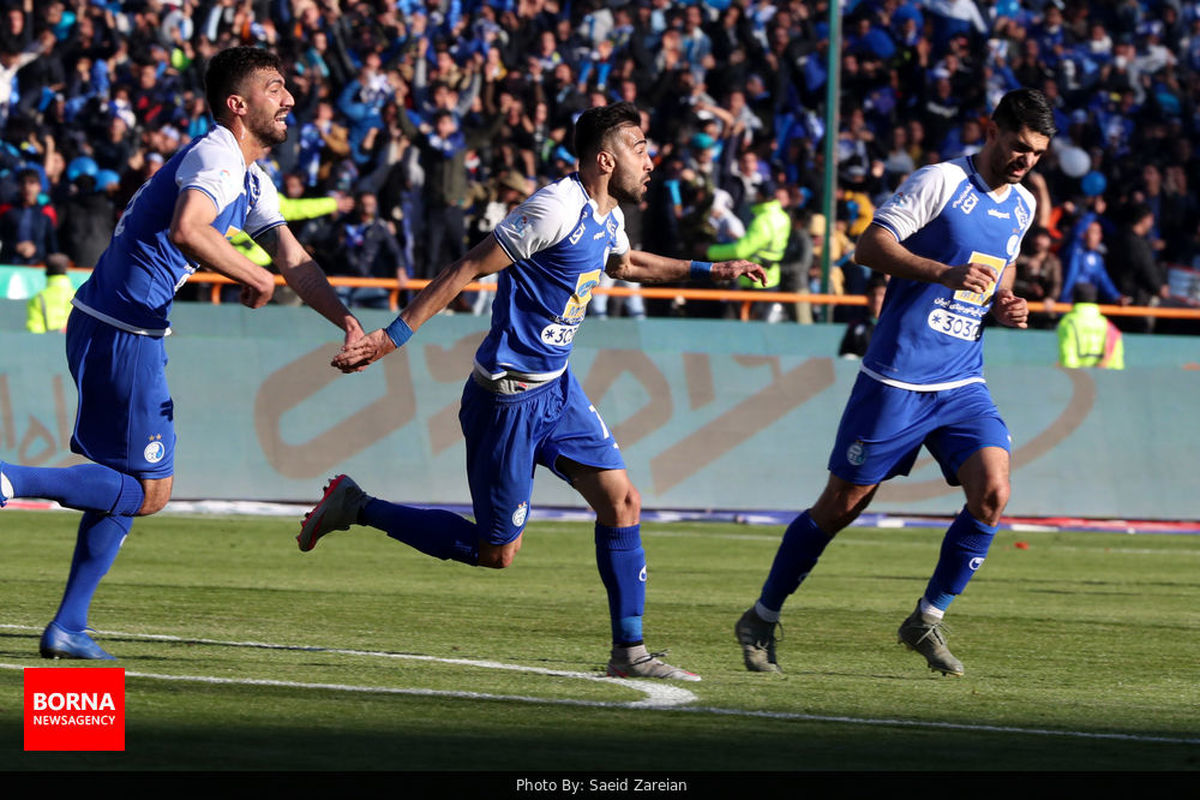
[0,509,1197,771]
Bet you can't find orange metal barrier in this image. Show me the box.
[186,271,1200,321]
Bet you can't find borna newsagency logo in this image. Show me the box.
[24,667,125,751]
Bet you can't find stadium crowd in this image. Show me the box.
[3,0,1200,332]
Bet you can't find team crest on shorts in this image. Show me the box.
[847,439,867,466]
[143,435,165,464]
[511,502,528,527]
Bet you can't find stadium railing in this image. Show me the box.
[186,271,1200,322]
[1,264,1196,323]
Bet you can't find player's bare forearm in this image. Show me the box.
[331,235,511,373]
[257,226,362,339]
[606,250,687,283]
[857,224,996,294]
[610,250,767,285]
[403,236,512,332]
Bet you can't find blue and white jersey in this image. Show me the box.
[863,156,1036,389]
[480,173,629,379]
[72,125,286,335]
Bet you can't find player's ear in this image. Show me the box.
[984,119,999,145]
[597,150,615,174]
[226,93,247,119]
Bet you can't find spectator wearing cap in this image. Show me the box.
[0,168,57,265]
[57,171,116,269]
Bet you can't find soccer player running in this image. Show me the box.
[0,48,363,659]
[299,102,765,681]
[735,89,1054,676]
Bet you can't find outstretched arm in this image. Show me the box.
[254,225,364,346]
[605,249,767,286]
[331,233,513,372]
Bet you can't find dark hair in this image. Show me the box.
[1124,201,1153,226]
[45,253,70,276]
[573,102,641,162]
[205,47,285,123]
[992,88,1057,138]
[1072,282,1098,304]
[17,168,39,184]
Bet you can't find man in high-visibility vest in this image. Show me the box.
[26,255,75,333]
[705,180,790,318]
[1057,283,1124,369]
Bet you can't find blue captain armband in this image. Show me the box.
[689,260,713,280]
[384,316,414,348]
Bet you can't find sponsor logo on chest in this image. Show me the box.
[951,184,978,215]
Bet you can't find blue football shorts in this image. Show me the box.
[459,368,626,546]
[66,309,176,480]
[827,373,1010,487]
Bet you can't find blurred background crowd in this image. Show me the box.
[4,0,1200,333]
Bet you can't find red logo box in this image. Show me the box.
[24,668,125,751]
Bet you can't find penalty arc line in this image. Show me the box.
[2,626,1197,746]
[0,662,685,711]
[0,624,695,709]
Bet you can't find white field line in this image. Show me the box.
[2,625,1196,745]
[0,624,694,709]
[0,662,687,711]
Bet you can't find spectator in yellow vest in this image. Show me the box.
[705,181,790,320]
[26,254,75,333]
[1057,283,1124,370]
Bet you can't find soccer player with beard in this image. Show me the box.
[0,47,362,659]
[298,102,764,681]
[734,89,1054,676]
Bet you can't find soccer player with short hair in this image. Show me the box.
[299,101,765,681]
[0,47,363,659]
[735,88,1054,676]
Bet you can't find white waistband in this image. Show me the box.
[859,365,984,392]
[472,360,566,383]
[71,298,172,337]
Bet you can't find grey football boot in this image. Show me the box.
[897,600,965,676]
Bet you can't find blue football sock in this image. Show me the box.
[52,512,133,632]
[924,506,998,611]
[758,510,834,614]
[0,462,144,516]
[361,498,479,565]
[595,523,645,646]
